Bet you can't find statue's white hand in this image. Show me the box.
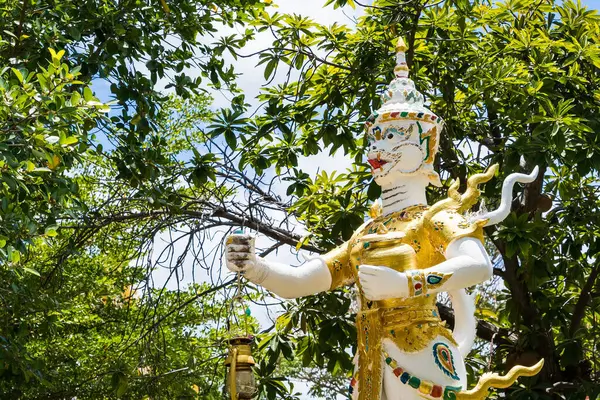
[358,265,408,301]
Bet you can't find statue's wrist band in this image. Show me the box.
[407,270,426,297]
[407,270,453,297]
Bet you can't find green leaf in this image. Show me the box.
[23,267,40,277]
[70,91,81,106]
[59,136,79,146]
[264,59,278,80]
[10,248,20,263]
[36,73,48,90]
[45,226,59,237]
[83,87,94,101]
[224,130,237,149]
[11,68,23,83]
[131,114,142,126]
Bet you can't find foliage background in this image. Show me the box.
[0,0,599,399]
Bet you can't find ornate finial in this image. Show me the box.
[394,37,409,78]
[379,36,424,109]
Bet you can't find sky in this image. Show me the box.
[574,0,596,7]
[90,0,599,398]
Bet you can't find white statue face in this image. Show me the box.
[366,120,435,187]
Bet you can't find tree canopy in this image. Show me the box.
[0,0,599,399]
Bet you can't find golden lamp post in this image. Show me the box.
[224,336,257,400]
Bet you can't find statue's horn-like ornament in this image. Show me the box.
[474,166,540,227]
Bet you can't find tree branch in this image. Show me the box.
[64,206,324,254]
[123,277,236,353]
[569,262,600,337]
[232,47,352,72]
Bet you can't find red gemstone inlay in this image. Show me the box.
[415,283,423,290]
[390,112,399,118]
[431,385,443,398]
[351,378,357,387]
[393,367,403,377]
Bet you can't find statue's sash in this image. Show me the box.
[356,308,384,400]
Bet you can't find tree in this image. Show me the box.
[2,0,600,399]
[0,90,258,397]
[0,48,109,258]
[0,0,266,255]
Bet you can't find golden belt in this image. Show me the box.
[355,305,455,400]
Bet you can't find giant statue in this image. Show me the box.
[225,38,543,400]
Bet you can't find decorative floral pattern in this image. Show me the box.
[408,270,425,297]
[333,259,343,272]
[433,343,460,380]
[425,272,453,292]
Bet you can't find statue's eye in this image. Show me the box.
[387,133,394,139]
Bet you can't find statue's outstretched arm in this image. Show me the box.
[225,236,332,299]
[358,237,492,301]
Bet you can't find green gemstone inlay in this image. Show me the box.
[408,376,421,389]
[443,386,462,400]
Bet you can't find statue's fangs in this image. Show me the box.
[225,37,543,400]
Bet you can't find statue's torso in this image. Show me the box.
[324,204,483,353]
[351,205,456,352]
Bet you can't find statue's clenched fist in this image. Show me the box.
[225,233,256,272]
[358,265,408,301]
[225,234,266,283]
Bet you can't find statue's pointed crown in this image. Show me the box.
[365,37,442,124]
[364,37,444,186]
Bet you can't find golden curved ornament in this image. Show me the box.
[455,358,544,399]
[457,164,499,214]
[424,164,499,220]
[448,178,461,203]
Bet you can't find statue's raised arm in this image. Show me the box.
[225,37,543,400]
